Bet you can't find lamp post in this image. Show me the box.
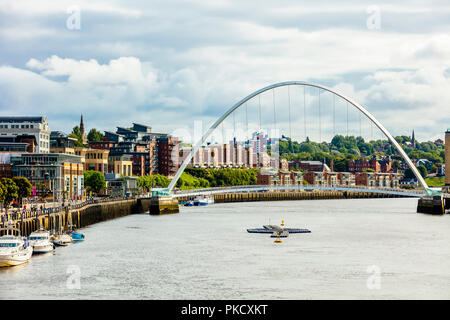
[43,172,51,231]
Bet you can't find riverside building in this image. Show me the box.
[0,116,51,153]
[10,153,84,200]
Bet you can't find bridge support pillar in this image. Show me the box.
[417,196,445,215]
[150,196,179,215]
[445,197,450,211]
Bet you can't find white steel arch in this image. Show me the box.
[167,81,428,192]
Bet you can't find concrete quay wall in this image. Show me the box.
[177,190,407,204]
[2,198,153,237]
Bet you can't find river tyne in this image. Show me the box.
[1,198,449,299]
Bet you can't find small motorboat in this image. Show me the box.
[184,200,194,207]
[66,230,85,242]
[193,195,214,206]
[0,223,33,267]
[51,228,73,247]
[29,228,55,254]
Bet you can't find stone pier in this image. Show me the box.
[149,196,179,215]
[417,196,445,215]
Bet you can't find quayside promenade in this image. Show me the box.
[0,196,153,237]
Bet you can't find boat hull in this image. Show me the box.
[0,247,33,268]
[32,243,54,254]
[70,232,85,242]
[52,240,71,246]
[51,234,73,246]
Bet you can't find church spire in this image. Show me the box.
[412,129,415,149]
[80,113,87,145]
[80,113,85,135]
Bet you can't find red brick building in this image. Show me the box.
[157,136,179,177]
[288,160,329,172]
[257,171,303,186]
[89,140,117,150]
[0,164,12,178]
[348,157,392,173]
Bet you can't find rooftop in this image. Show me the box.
[0,116,45,123]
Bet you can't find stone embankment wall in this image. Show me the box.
[177,190,407,203]
[2,198,153,237]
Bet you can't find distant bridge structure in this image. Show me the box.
[167,81,431,194]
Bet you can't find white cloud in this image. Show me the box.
[1,0,450,141]
[0,0,142,17]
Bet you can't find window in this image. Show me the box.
[0,243,19,247]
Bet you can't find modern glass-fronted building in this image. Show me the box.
[0,116,51,153]
[10,153,84,200]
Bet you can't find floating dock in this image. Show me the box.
[247,227,311,237]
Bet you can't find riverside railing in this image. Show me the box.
[0,196,131,224]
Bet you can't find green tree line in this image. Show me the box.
[279,135,445,173]
[0,177,33,212]
[184,168,258,187]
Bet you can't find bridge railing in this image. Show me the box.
[172,184,425,196]
[0,196,131,224]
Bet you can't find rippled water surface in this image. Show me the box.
[1,198,449,299]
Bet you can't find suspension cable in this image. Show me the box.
[288,85,292,139]
[346,101,349,137]
[318,88,321,143]
[333,93,336,137]
[303,86,306,141]
[258,94,262,131]
[233,111,236,145]
[273,88,277,132]
[359,112,362,138]
[371,121,373,141]
[245,102,248,143]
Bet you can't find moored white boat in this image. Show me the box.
[0,224,33,268]
[51,232,73,246]
[29,229,54,254]
[193,195,214,206]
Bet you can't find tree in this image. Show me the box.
[36,183,50,198]
[0,182,6,207]
[392,160,400,170]
[84,170,106,194]
[404,168,416,179]
[87,128,104,142]
[334,158,348,172]
[153,174,170,188]
[431,164,438,174]
[12,177,32,205]
[417,165,428,178]
[70,126,85,147]
[137,175,152,192]
[1,178,18,211]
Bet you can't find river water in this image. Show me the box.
[0,198,449,300]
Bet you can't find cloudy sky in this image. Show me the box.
[1,0,450,143]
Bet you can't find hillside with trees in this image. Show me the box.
[278,135,444,173]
